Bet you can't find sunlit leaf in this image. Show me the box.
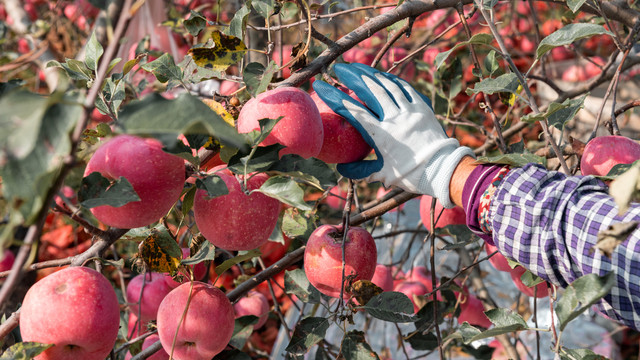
[0,342,53,359]
[141,53,182,83]
[202,98,235,127]
[255,176,312,210]
[476,153,546,167]
[537,24,613,58]
[189,31,247,72]
[214,249,262,275]
[85,31,103,71]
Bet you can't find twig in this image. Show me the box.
[428,199,444,360]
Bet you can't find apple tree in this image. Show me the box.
[1,0,639,359]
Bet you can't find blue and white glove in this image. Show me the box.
[313,63,475,208]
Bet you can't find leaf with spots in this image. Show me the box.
[137,226,182,274]
[188,31,247,72]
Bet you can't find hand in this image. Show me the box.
[312,63,475,208]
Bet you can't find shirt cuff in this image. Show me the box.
[461,163,505,245]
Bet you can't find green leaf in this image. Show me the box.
[78,172,141,208]
[598,160,640,181]
[184,10,208,36]
[282,208,316,240]
[556,272,616,331]
[269,155,338,189]
[537,24,613,58]
[566,0,588,13]
[252,0,276,18]
[195,174,229,199]
[285,317,331,355]
[0,90,49,159]
[182,185,197,216]
[434,33,493,70]
[255,176,312,210]
[225,4,251,39]
[467,73,521,96]
[214,249,262,275]
[485,308,528,328]
[406,332,438,351]
[229,315,259,349]
[243,61,278,97]
[439,224,478,250]
[85,31,104,71]
[0,342,54,360]
[117,92,246,149]
[362,291,419,323]
[484,50,500,76]
[522,95,586,131]
[520,268,546,287]
[560,347,608,360]
[339,330,379,360]
[253,117,283,146]
[63,59,94,81]
[447,310,528,345]
[141,53,183,83]
[182,241,216,265]
[476,153,546,167]
[227,144,285,173]
[284,268,323,304]
[609,161,640,214]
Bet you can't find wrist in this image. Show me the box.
[449,156,478,208]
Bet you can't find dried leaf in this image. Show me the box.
[592,221,639,258]
[188,31,247,72]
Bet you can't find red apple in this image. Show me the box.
[233,290,270,329]
[272,44,293,78]
[157,282,235,360]
[193,167,281,251]
[325,185,348,210]
[53,185,76,211]
[83,135,185,229]
[218,80,240,96]
[164,248,208,288]
[309,90,372,164]
[90,108,112,123]
[304,225,377,298]
[393,280,428,313]
[259,235,292,267]
[457,293,492,328]
[581,135,640,176]
[485,242,511,272]
[342,47,375,65]
[127,272,173,323]
[391,265,407,288]
[20,267,120,360]
[237,87,324,159]
[419,195,466,231]
[0,248,15,272]
[125,334,169,360]
[370,264,394,292]
[509,266,549,298]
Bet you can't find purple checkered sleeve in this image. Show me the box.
[490,163,640,330]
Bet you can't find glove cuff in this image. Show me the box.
[418,145,476,208]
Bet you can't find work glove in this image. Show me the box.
[312,63,475,208]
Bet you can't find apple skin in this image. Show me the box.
[237,87,324,159]
[19,267,120,360]
[272,45,293,78]
[485,242,512,272]
[325,185,348,210]
[457,293,492,328]
[309,90,372,164]
[580,135,640,176]
[509,266,549,298]
[370,264,394,292]
[0,248,15,272]
[125,334,169,360]
[127,272,174,323]
[419,195,466,231]
[393,281,428,313]
[83,135,185,229]
[193,167,281,251]
[157,281,235,360]
[164,248,208,288]
[233,290,270,329]
[304,225,377,298]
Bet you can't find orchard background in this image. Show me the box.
[1,0,640,359]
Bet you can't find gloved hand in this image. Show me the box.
[312,63,475,208]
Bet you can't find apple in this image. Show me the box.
[485,242,511,272]
[370,264,394,292]
[218,80,240,96]
[581,135,640,176]
[325,185,348,210]
[304,225,377,298]
[193,167,281,251]
[90,108,112,123]
[509,266,548,298]
[393,281,428,313]
[381,47,416,80]
[309,90,372,164]
[20,267,120,360]
[164,248,208,288]
[233,290,270,329]
[407,266,444,301]
[457,293,492,328]
[125,334,169,360]
[157,282,235,360]
[53,185,77,211]
[272,44,293,78]
[391,266,407,288]
[419,195,466,231]
[342,47,375,65]
[259,235,292,267]
[127,272,173,323]
[0,248,15,272]
[83,135,185,229]
[237,87,324,159]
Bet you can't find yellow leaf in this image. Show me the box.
[202,98,235,127]
[137,231,182,274]
[188,31,247,71]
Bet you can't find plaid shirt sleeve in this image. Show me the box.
[489,163,640,330]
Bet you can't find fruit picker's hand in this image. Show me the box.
[312,63,475,208]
